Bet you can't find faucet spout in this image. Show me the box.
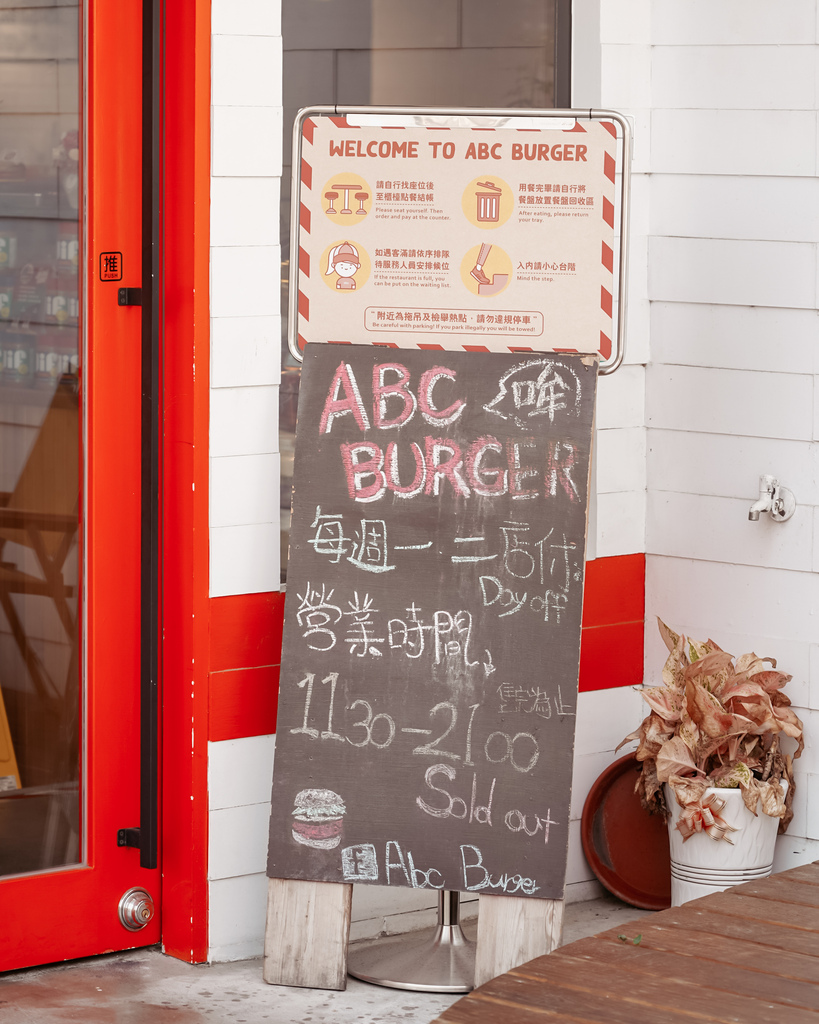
[748,475,777,521]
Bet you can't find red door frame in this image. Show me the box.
[0,0,211,971]
[159,0,211,964]
[87,0,213,966]
[0,0,160,969]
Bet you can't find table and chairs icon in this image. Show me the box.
[325,184,368,216]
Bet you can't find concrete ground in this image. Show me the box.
[0,894,655,1024]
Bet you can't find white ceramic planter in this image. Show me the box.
[665,783,785,907]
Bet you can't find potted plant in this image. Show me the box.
[619,619,803,905]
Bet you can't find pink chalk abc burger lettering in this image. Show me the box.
[293,114,617,357]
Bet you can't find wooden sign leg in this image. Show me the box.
[263,878,353,990]
[473,894,564,988]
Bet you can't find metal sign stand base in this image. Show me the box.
[347,890,475,993]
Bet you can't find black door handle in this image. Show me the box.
[118,287,143,306]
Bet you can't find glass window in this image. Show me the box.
[279,0,571,580]
[0,0,81,876]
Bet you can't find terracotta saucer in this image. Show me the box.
[580,752,671,910]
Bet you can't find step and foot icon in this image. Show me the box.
[469,243,509,295]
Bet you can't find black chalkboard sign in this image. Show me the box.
[267,344,597,900]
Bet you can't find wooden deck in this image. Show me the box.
[433,862,819,1024]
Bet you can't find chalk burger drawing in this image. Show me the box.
[291,788,347,850]
[325,241,361,291]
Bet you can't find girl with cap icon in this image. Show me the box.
[326,241,361,290]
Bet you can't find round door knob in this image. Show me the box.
[118,887,155,931]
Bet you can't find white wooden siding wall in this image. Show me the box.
[208,0,283,962]
[645,0,819,869]
[205,0,652,961]
[566,0,651,905]
[209,0,282,599]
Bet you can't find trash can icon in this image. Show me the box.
[475,181,503,223]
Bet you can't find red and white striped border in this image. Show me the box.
[297,116,617,360]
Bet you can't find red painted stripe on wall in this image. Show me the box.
[210,590,285,672]
[209,665,280,742]
[208,554,645,742]
[579,553,644,693]
[579,620,644,692]
[582,553,644,626]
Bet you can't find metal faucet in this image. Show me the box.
[748,475,795,522]
[748,475,776,520]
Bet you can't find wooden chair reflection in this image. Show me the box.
[0,376,80,869]
[0,376,79,701]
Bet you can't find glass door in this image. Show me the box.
[0,0,82,881]
[0,0,160,970]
